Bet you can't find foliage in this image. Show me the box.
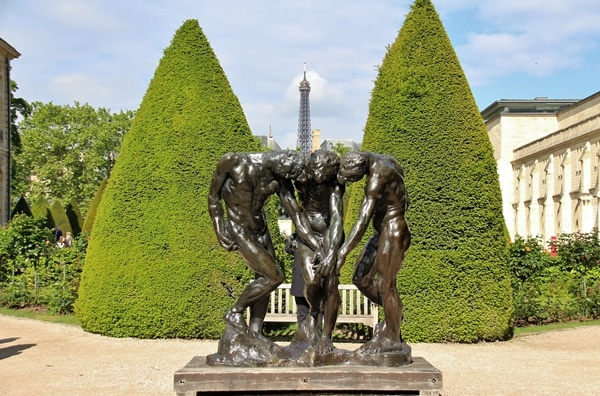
[11,196,33,218]
[266,197,294,280]
[1,279,34,308]
[553,232,600,275]
[14,101,134,215]
[65,199,83,237]
[0,214,52,271]
[513,267,581,324]
[331,143,352,157]
[342,0,512,342]
[0,214,85,313]
[75,20,262,339]
[10,81,32,194]
[50,200,72,236]
[510,235,600,324]
[509,235,556,282]
[81,179,108,235]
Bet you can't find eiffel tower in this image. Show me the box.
[296,63,312,154]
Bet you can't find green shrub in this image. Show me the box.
[40,281,78,314]
[11,196,33,218]
[75,20,262,338]
[343,0,512,342]
[65,199,83,237]
[1,279,34,308]
[0,214,86,313]
[50,200,72,236]
[513,266,584,325]
[82,179,107,234]
[509,235,557,282]
[30,197,54,229]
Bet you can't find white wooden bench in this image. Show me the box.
[247,283,379,329]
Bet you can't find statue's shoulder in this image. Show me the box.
[219,152,251,165]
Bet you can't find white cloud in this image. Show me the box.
[447,0,600,87]
[4,0,600,147]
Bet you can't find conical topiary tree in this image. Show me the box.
[81,178,107,235]
[50,200,72,236]
[11,196,33,218]
[65,199,83,237]
[342,0,512,342]
[75,20,262,338]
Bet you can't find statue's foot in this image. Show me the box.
[357,336,405,355]
[371,322,386,341]
[293,315,321,342]
[312,335,335,355]
[223,309,251,335]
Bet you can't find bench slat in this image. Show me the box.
[246,283,378,329]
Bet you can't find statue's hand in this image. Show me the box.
[335,253,347,276]
[315,254,335,278]
[218,233,238,251]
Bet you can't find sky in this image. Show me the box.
[2,0,600,150]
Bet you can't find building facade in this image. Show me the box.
[483,94,600,242]
[0,38,20,225]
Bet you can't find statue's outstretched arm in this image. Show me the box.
[278,180,323,260]
[208,155,237,251]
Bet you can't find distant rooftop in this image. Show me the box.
[320,139,361,152]
[480,97,579,122]
[256,135,282,151]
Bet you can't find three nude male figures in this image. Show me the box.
[208,149,410,354]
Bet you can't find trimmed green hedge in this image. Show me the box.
[10,196,32,218]
[75,20,262,338]
[65,199,83,237]
[81,179,107,235]
[342,0,512,342]
[50,200,71,236]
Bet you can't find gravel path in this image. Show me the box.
[1,314,599,395]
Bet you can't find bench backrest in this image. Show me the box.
[250,283,378,328]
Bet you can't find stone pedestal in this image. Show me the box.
[174,356,442,395]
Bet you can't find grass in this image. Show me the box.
[0,307,79,326]
[513,319,600,336]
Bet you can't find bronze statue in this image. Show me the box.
[290,150,345,353]
[206,150,411,367]
[335,151,411,354]
[208,151,323,336]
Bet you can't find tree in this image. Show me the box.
[342,0,512,342]
[9,80,32,155]
[14,102,134,214]
[10,196,33,218]
[81,179,107,235]
[9,81,32,197]
[331,143,351,157]
[75,20,262,338]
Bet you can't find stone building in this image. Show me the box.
[483,93,600,242]
[0,38,20,225]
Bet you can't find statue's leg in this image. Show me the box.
[297,243,321,322]
[227,228,283,333]
[248,275,270,333]
[353,236,381,305]
[376,219,410,344]
[321,275,340,340]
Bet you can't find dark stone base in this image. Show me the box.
[174,356,442,396]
